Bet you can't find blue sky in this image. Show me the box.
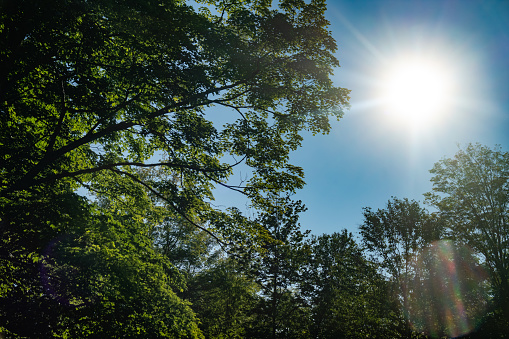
[287,0,509,235]
[209,0,509,236]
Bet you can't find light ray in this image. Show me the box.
[403,240,489,338]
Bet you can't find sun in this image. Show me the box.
[380,56,453,128]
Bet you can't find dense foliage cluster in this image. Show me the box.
[1,0,508,337]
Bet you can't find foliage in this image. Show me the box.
[405,240,489,338]
[1,0,348,336]
[247,195,311,338]
[0,185,89,337]
[0,0,349,212]
[425,143,509,333]
[185,258,260,339]
[360,197,442,279]
[301,230,401,339]
[152,215,220,275]
[0,181,203,338]
[359,197,442,337]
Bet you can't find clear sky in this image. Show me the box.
[209,0,509,236]
[287,0,509,236]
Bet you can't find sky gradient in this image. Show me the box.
[287,0,509,235]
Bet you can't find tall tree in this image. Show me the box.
[359,197,441,337]
[425,143,509,333]
[0,184,91,337]
[1,0,349,213]
[0,178,203,338]
[1,1,348,336]
[185,258,260,339]
[405,239,489,338]
[301,230,399,339]
[249,195,311,338]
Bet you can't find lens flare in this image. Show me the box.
[402,240,489,338]
[379,56,454,130]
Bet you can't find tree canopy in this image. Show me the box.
[0,0,351,337]
[0,0,349,204]
[425,143,509,334]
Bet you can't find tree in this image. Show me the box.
[152,215,220,275]
[1,0,349,213]
[1,171,204,338]
[425,143,509,333]
[247,195,311,338]
[185,258,260,339]
[301,230,399,339]
[405,240,489,338]
[0,184,92,337]
[359,197,442,337]
[1,1,348,336]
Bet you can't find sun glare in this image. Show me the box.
[380,57,453,128]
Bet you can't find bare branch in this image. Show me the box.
[202,171,248,195]
[24,154,252,193]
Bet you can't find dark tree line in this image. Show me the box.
[1,0,508,337]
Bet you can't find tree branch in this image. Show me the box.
[25,159,245,189]
[110,168,229,252]
[3,78,251,196]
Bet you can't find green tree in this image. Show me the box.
[53,212,203,338]
[0,184,91,337]
[74,171,204,338]
[359,197,441,337]
[425,143,509,334]
[248,195,311,338]
[1,171,204,337]
[1,0,348,336]
[1,0,349,209]
[405,240,489,338]
[185,258,260,339]
[152,215,220,275]
[301,230,400,339]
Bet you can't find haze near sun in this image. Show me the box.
[380,56,454,128]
